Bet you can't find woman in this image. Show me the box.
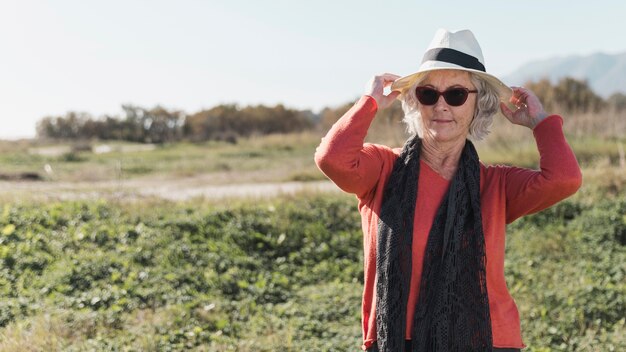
[314,29,582,352]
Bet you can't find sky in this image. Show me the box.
[2,0,626,139]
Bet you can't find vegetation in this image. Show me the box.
[36,104,314,144]
[0,133,324,185]
[0,133,624,351]
[0,196,363,351]
[34,77,626,144]
[1,75,624,350]
[0,184,624,351]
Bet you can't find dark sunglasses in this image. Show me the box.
[415,86,478,106]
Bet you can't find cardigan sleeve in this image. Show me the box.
[503,115,583,224]
[314,95,394,198]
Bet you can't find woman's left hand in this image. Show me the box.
[500,87,548,129]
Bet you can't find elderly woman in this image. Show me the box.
[314,29,582,352]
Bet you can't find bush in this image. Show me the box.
[0,195,624,350]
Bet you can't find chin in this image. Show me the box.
[425,129,468,143]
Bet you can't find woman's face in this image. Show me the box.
[417,70,477,144]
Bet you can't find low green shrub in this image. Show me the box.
[0,194,623,351]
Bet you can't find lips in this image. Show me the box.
[433,119,453,123]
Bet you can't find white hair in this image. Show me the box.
[399,71,500,141]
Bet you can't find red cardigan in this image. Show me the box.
[314,95,582,350]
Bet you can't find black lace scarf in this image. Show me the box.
[375,136,493,351]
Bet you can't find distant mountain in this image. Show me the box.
[501,52,626,98]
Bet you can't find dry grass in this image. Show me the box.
[364,108,625,144]
[364,109,626,168]
[0,310,86,352]
[577,161,626,203]
[0,110,622,203]
[561,108,626,140]
[0,306,217,351]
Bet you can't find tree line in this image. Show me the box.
[36,77,626,143]
[524,77,626,113]
[36,104,314,144]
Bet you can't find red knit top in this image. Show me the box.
[314,95,582,350]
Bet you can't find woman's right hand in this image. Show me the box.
[364,73,401,110]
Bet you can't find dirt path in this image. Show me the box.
[0,175,340,202]
[138,180,338,200]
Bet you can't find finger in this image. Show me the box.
[511,86,527,94]
[376,73,401,82]
[500,102,515,120]
[510,86,525,97]
[517,96,530,109]
[512,92,527,107]
[379,74,401,85]
[382,79,398,89]
[380,73,401,79]
[385,90,401,100]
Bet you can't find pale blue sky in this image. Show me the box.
[2,0,625,139]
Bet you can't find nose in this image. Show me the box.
[433,94,450,111]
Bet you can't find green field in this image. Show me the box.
[0,133,325,185]
[0,127,624,351]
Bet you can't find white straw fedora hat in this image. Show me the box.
[391,28,512,103]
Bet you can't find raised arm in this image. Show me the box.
[500,87,583,223]
[314,74,400,197]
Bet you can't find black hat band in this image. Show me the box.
[422,48,486,72]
